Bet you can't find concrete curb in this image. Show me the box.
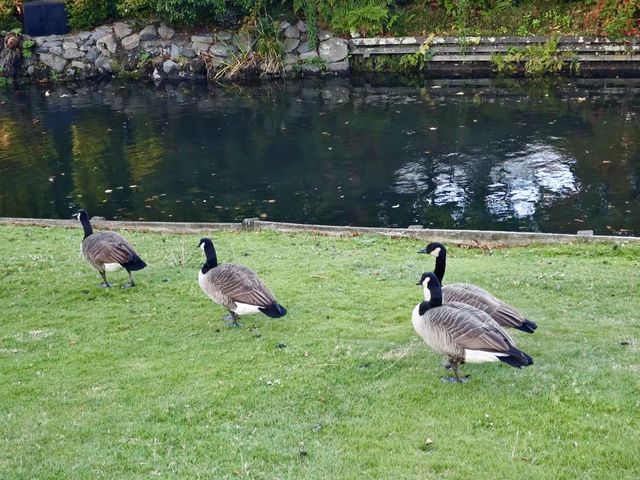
[1,217,638,247]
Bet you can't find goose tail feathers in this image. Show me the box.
[514,318,537,333]
[259,303,287,318]
[497,346,534,369]
[493,307,537,334]
[123,255,147,272]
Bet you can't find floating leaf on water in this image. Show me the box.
[259,213,268,219]
[456,92,464,95]
[392,204,400,208]
[129,184,138,188]
[267,199,276,203]
[104,189,113,193]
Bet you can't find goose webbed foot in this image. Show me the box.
[223,312,241,327]
[99,282,112,288]
[122,272,135,289]
[447,361,468,383]
[441,375,469,384]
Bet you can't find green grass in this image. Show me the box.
[1,225,639,479]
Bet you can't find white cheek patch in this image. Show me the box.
[430,247,441,257]
[423,284,431,301]
[76,213,81,220]
[199,243,205,251]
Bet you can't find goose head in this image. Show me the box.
[74,209,89,222]
[418,242,444,257]
[416,271,442,303]
[198,237,213,251]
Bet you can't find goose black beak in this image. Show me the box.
[417,248,428,254]
[416,281,422,285]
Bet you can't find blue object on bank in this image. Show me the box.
[22,0,70,37]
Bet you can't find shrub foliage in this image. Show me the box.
[1,0,637,40]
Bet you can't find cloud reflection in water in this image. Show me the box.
[486,143,578,219]
[394,143,578,222]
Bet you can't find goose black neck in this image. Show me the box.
[434,248,447,283]
[419,276,443,315]
[80,215,93,238]
[201,243,218,274]
[419,294,443,315]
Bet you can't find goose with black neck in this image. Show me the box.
[75,209,146,288]
[197,237,287,327]
[419,242,537,333]
[412,272,534,383]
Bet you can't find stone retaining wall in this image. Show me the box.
[1,217,638,248]
[1,20,349,83]
[2,24,639,84]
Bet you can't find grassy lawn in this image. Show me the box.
[1,225,639,479]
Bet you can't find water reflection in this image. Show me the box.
[0,78,639,235]
[486,143,578,219]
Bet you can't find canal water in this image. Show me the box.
[1,77,639,235]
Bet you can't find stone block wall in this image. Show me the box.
[1,20,350,83]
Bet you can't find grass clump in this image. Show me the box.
[1,225,640,478]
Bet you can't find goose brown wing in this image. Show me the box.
[446,301,516,344]
[205,264,276,307]
[443,283,500,311]
[426,304,513,354]
[82,232,138,265]
[443,283,526,329]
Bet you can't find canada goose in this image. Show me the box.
[197,237,287,327]
[418,242,537,333]
[412,272,533,383]
[75,209,146,288]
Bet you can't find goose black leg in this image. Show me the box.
[99,271,112,288]
[122,271,135,289]
[224,311,241,327]
[442,359,468,383]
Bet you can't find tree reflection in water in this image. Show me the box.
[0,78,638,235]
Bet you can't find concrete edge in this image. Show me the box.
[1,217,639,248]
